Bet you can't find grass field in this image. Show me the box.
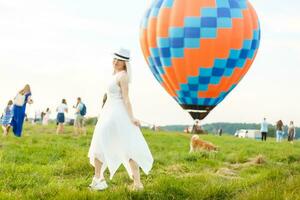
[0,123,300,200]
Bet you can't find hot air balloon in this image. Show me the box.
[140,0,261,120]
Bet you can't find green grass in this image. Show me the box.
[0,123,300,200]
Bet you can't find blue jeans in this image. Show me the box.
[276,130,284,142]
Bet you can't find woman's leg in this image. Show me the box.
[82,119,87,136]
[57,124,63,134]
[129,159,143,188]
[89,158,108,190]
[94,158,105,180]
[73,117,80,136]
[60,123,65,133]
[56,124,60,134]
[7,125,11,134]
[2,126,7,136]
[73,122,79,136]
[4,126,8,136]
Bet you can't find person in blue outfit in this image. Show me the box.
[1,100,14,136]
[10,84,33,137]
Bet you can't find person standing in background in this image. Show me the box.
[288,121,296,144]
[73,97,86,136]
[192,120,202,134]
[276,120,284,142]
[260,118,268,141]
[218,128,223,136]
[34,110,42,124]
[42,108,51,125]
[10,84,33,137]
[56,99,68,134]
[1,100,14,136]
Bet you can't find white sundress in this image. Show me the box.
[88,71,154,179]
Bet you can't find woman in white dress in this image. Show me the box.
[42,108,51,125]
[88,48,153,191]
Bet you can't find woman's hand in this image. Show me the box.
[132,118,141,127]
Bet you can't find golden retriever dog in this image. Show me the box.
[190,135,218,152]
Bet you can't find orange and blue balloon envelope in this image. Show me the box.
[140,0,260,120]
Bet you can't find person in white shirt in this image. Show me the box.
[56,99,68,134]
[260,118,268,141]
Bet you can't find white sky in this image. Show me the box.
[0,0,299,126]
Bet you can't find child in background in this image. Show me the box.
[1,100,14,136]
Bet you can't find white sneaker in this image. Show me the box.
[90,178,108,191]
[89,177,97,188]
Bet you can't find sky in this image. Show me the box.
[0,0,299,126]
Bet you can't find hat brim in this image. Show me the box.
[113,53,130,61]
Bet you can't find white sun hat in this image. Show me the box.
[113,48,132,83]
[113,48,130,61]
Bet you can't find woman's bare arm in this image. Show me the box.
[119,73,139,126]
[27,96,33,104]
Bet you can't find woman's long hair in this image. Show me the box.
[102,94,107,108]
[276,120,283,131]
[113,60,132,83]
[5,100,13,112]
